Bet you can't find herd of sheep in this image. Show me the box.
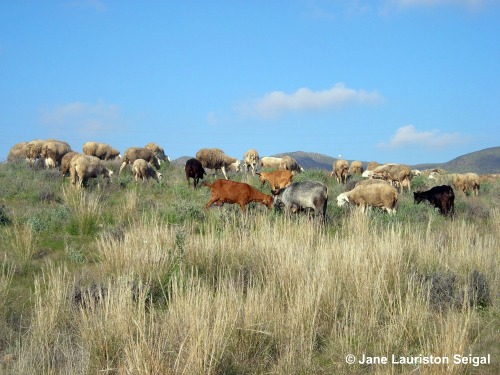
[6,139,495,220]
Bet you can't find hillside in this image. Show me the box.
[425,146,500,174]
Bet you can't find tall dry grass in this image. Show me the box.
[8,208,499,374]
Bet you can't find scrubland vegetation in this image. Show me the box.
[0,160,498,374]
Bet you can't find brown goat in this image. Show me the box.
[203,179,273,212]
[256,170,293,190]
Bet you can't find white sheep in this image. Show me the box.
[145,142,170,164]
[370,163,412,193]
[243,148,260,175]
[332,159,348,184]
[195,148,240,180]
[132,159,163,183]
[83,141,121,161]
[337,183,398,215]
[119,147,161,174]
[40,140,72,168]
[70,154,114,189]
[260,156,284,170]
[349,160,363,175]
[280,155,304,173]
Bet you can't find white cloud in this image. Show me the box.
[239,83,383,118]
[41,101,121,138]
[378,125,467,149]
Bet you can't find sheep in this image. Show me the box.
[337,183,398,215]
[195,148,240,180]
[132,159,163,183]
[40,140,72,168]
[145,142,170,164]
[280,155,304,173]
[355,179,390,188]
[70,154,113,189]
[185,158,206,188]
[256,170,293,190]
[243,148,260,175]
[260,156,284,170]
[25,139,46,165]
[7,142,29,162]
[370,163,412,193]
[203,179,274,212]
[429,172,480,196]
[332,159,349,184]
[272,180,328,220]
[349,160,363,175]
[119,147,161,174]
[366,161,380,171]
[463,173,480,196]
[60,151,80,178]
[83,142,121,161]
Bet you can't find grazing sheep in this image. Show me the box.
[132,159,162,183]
[280,155,304,173]
[411,169,421,177]
[355,179,389,188]
[366,161,380,171]
[332,159,349,184]
[195,148,240,180]
[60,151,80,178]
[83,142,121,160]
[463,173,480,196]
[25,139,46,165]
[260,156,284,170]
[185,158,206,188]
[203,179,274,212]
[349,160,363,175]
[272,180,328,220]
[256,170,293,190]
[429,172,480,196]
[145,142,170,164]
[337,183,398,215]
[243,148,260,175]
[119,147,161,174]
[414,185,455,216]
[40,140,72,168]
[7,142,29,162]
[70,154,114,189]
[370,163,412,193]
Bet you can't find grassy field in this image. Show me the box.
[0,160,498,374]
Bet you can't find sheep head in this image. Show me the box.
[336,193,349,207]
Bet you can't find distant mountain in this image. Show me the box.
[170,147,500,174]
[421,147,500,174]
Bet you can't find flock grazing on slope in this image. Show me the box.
[6,139,497,220]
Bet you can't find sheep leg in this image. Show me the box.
[118,162,127,175]
[221,166,228,180]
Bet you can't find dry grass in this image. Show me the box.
[5,207,498,374]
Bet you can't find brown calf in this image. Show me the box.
[256,170,293,190]
[203,179,274,212]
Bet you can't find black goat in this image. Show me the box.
[185,158,206,188]
[414,185,455,216]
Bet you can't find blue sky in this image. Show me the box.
[1,0,499,165]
